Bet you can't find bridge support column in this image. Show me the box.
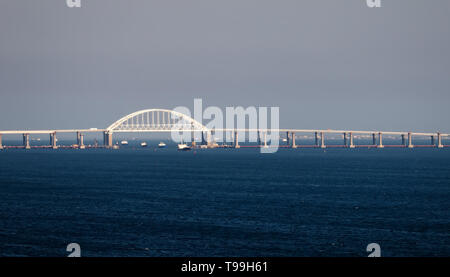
[0,134,3,150]
[107,132,113,148]
[76,131,85,149]
[201,132,205,145]
[104,131,113,148]
[50,132,58,149]
[431,136,435,146]
[378,132,384,148]
[191,129,196,147]
[349,132,355,148]
[257,131,261,146]
[372,133,376,146]
[286,132,290,146]
[291,132,297,148]
[343,133,347,147]
[437,132,443,148]
[263,132,268,148]
[206,132,212,147]
[401,134,406,147]
[320,132,326,148]
[436,132,444,148]
[407,132,414,148]
[315,132,319,147]
[23,134,31,149]
[234,131,240,148]
[79,133,85,149]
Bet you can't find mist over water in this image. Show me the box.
[0,148,449,257]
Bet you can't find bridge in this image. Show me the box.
[0,109,448,150]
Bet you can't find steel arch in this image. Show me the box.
[106,109,209,133]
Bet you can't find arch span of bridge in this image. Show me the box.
[106,109,209,133]
[102,109,211,147]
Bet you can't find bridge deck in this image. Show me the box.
[0,129,448,137]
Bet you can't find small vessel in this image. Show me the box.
[140,142,148,147]
[177,143,191,151]
[282,138,288,142]
[120,140,129,145]
[158,142,166,148]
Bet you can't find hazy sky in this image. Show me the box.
[0,0,449,132]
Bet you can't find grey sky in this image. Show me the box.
[0,0,449,132]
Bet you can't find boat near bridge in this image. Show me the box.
[177,143,191,151]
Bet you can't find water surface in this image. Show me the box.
[0,147,449,256]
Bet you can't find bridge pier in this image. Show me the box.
[349,132,355,148]
[407,132,414,148]
[372,133,376,146]
[257,131,261,146]
[286,131,290,146]
[77,132,85,149]
[23,134,31,149]
[201,132,205,145]
[50,132,58,149]
[234,131,240,148]
[437,132,443,148]
[191,129,196,147]
[79,133,85,149]
[343,133,347,147]
[206,132,212,147]
[0,134,3,150]
[401,134,406,147]
[191,129,197,147]
[291,132,297,148]
[263,132,268,148]
[103,131,113,148]
[378,132,384,148]
[431,135,435,146]
[320,132,326,148]
[315,132,319,147]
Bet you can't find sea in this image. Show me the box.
[0,144,449,257]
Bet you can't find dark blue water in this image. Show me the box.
[0,147,449,257]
